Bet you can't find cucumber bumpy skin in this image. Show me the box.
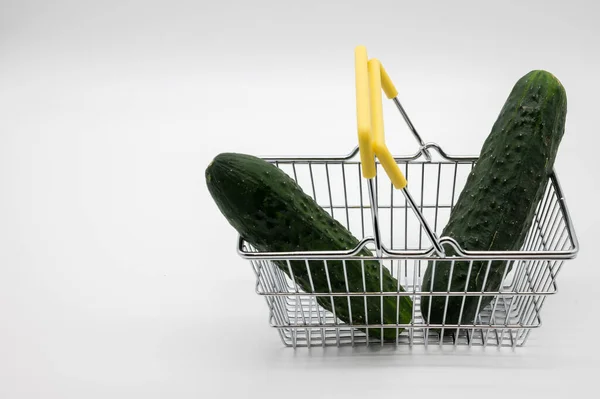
[420,70,567,329]
[206,153,413,341]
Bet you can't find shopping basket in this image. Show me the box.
[237,47,579,348]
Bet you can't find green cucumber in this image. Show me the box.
[421,70,567,328]
[206,153,413,340]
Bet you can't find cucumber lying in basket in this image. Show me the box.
[421,70,568,329]
[206,153,413,341]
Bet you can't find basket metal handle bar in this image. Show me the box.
[391,97,432,162]
[259,142,478,164]
[355,46,445,257]
[239,233,576,261]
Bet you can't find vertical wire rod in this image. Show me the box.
[367,178,383,257]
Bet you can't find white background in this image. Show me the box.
[1,0,598,397]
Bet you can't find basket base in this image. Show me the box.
[269,294,537,348]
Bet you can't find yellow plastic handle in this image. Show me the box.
[368,58,407,189]
[354,46,376,179]
[380,62,398,99]
[368,59,385,153]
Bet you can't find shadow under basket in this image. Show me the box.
[238,145,579,348]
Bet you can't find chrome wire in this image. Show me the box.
[244,145,578,348]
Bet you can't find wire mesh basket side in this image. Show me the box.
[241,151,576,348]
[271,156,575,256]
[248,253,550,348]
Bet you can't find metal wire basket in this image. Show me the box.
[236,47,578,348]
[239,145,578,348]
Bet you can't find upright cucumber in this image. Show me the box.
[421,70,567,327]
[206,153,413,341]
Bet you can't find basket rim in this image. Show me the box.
[237,144,579,262]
